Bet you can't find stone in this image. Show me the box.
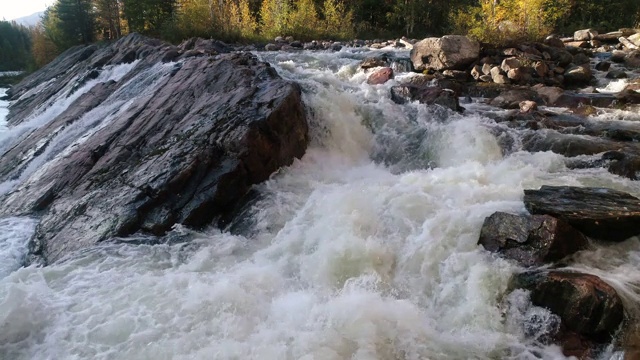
[490,89,542,109]
[513,271,623,342]
[501,57,521,72]
[479,212,588,267]
[566,41,590,48]
[493,74,509,84]
[442,70,468,81]
[471,65,483,80]
[524,185,640,241]
[519,100,538,113]
[482,63,493,75]
[595,61,611,71]
[572,53,591,65]
[390,85,462,112]
[0,35,309,264]
[367,67,394,85]
[574,29,598,41]
[564,65,592,86]
[360,56,389,69]
[479,74,492,82]
[265,43,279,51]
[611,50,627,63]
[606,70,628,79]
[544,35,565,48]
[629,33,640,47]
[410,35,480,71]
[625,50,640,68]
[534,61,548,77]
[507,68,525,82]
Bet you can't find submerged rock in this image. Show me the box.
[0,34,309,264]
[524,186,640,241]
[478,212,588,267]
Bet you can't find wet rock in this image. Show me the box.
[367,67,394,85]
[606,152,640,180]
[478,212,588,267]
[390,85,461,112]
[0,35,309,264]
[410,35,480,71]
[519,100,537,113]
[471,65,483,80]
[524,185,640,241]
[489,89,542,109]
[265,43,279,51]
[360,55,389,69]
[606,70,628,79]
[513,271,623,342]
[611,50,627,63]
[595,61,611,71]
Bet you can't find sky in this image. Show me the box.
[0,0,50,21]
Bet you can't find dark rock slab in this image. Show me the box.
[524,186,640,241]
[0,34,309,264]
[390,85,461,112]
[513,271,624,343]
[479,212,588,267]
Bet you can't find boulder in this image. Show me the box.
[390,85,461,112]
[629,33,640,47]
[564,64,592,86]
[572,53,591,65]
[524,186,640,241]
[513,271,623,343]
[478,212,588,267]
[367,67,394,85]
[410,35,480,71]
[534,61,548,77]
[0,35,309,264]
[574,29,598,41]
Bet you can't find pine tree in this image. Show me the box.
[55,0,95,45]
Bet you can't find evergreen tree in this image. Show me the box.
[95,0,122,39]
[0,21,33,71]
[55,0,95,45]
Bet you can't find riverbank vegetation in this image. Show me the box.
[0,0,639,72]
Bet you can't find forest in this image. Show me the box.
[1,0,640,71]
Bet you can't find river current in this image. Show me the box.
[1,49,640,359]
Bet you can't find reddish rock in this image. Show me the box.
[367,67,394,85]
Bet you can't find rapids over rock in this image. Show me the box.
[1,33,640,359]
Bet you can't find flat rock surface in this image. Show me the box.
[524,186,640,241]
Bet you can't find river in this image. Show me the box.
[1,48,640,359]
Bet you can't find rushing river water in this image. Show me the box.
[1,49,640,360]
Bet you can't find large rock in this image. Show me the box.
[564,64,592,86]
[489,88,543,109]
[524,186,640,241]
[478,212,588,267]
[0,34,309,264]
[513,271,624,343]
[410,35,480,71]
[367,67,393,85]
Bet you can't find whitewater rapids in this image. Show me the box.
[1,50,640,360]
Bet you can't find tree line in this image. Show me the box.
[1,0,639,71]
